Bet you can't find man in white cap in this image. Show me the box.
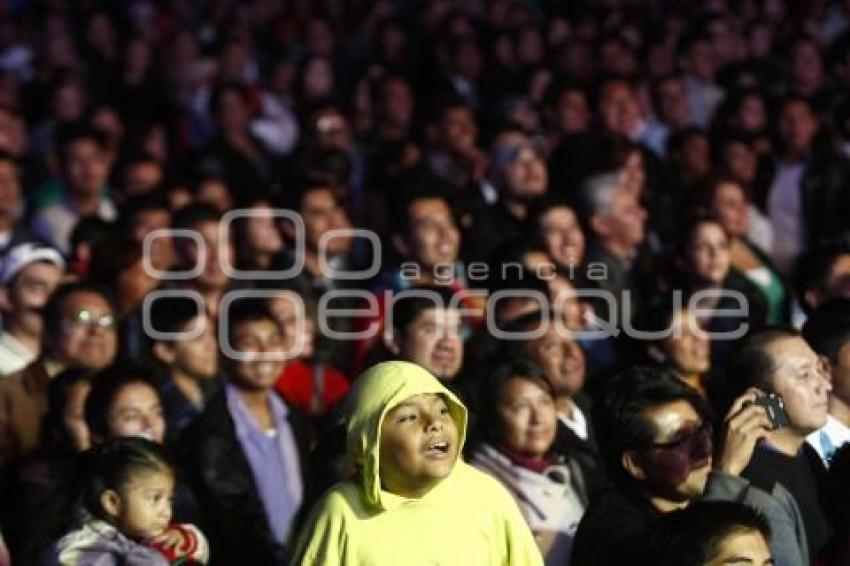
[0,243,64,376]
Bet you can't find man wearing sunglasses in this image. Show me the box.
[571,366,808,566]
[0,280,117,466]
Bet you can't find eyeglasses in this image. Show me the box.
[646,422,713,456]
[63,309,116,331]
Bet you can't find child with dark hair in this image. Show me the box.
[292,361,543,565]
[641,501,772,566]
[48,437,208,565]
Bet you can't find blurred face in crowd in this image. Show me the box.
[497,377,557,459]
[658,308,711,377]
[184,220,232,292]
[779,100,818,158]
[129,208,173,271]
[301,187,352,257]
[555,88,590,135]
[548,275,587,331]
[654,76,689,128]
[493,133,547,200]
[195,178,233,213]
[106,381,165,443]
[153,315,218,381]
[710,181,750,239]
[539,205,585,268]
[229,318,286,390]
[5,260,62,336]
[313,107,351,151]
[0,158,21,220]
[401,197,459,270]
[381,77,415,129]
[593,185,647,252]
[736,94,767,133]
[380,393,459,498]
[526,326,585,397]
[599,80,642,137]
[0,108,28,157]
[392,307,464,381]
[790,39,824,95]
[124,160,162,197]
[116,258,159,315]
[215,89,250,135]
[268,293,315,359]
[63,138,109,197]
[685,221,731,286]
[245,202,284,255]
[55,291,117,370]
[764,336,832,434]
[438,106,477,155]
[721,140,758,186]
[676,133,711,178]
[302,56,335,101]
[803,254,850,311]
[626,400,713,504]
[706,529,773,566]
[685,39,716,80]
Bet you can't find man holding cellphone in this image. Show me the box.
[727,327,834,563]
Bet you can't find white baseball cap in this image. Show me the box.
[0,243,65,285]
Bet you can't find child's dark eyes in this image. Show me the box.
[398,414,417,424]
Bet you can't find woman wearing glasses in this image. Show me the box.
[570,366,808,566]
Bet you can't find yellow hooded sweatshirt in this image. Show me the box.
[291,361,543,566]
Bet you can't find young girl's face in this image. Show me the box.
[108,469,174,541]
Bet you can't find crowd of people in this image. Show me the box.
[0,0,848,564]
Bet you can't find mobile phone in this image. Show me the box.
[753,393,791,430]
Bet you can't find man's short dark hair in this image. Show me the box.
[726,326,801,396]
[642,501,771,566]
[148,295,205,342]
[171,202,222,232]
[391,180,456,238]
[793,239,850,314]
[57,122,107,163]
[389,286,461,337]
[224,298,278,355]
[802,299,850,363]
[593,365,710,486]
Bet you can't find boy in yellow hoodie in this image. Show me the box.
[292,360,543,565]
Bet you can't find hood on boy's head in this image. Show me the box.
[345,361,468,509]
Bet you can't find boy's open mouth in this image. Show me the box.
[424,439,451,457]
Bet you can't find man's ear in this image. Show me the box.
[382,328,402,356]
[100,489,122,518]
[622,450,648,482]
[152,341,176,365]
[391,234,410,259]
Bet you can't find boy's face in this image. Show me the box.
[229,318,286,390]
[158,315,218,380]
[379,393,459,498]
[113,469,175,540]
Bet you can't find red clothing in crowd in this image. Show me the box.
[274,360,350,417]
